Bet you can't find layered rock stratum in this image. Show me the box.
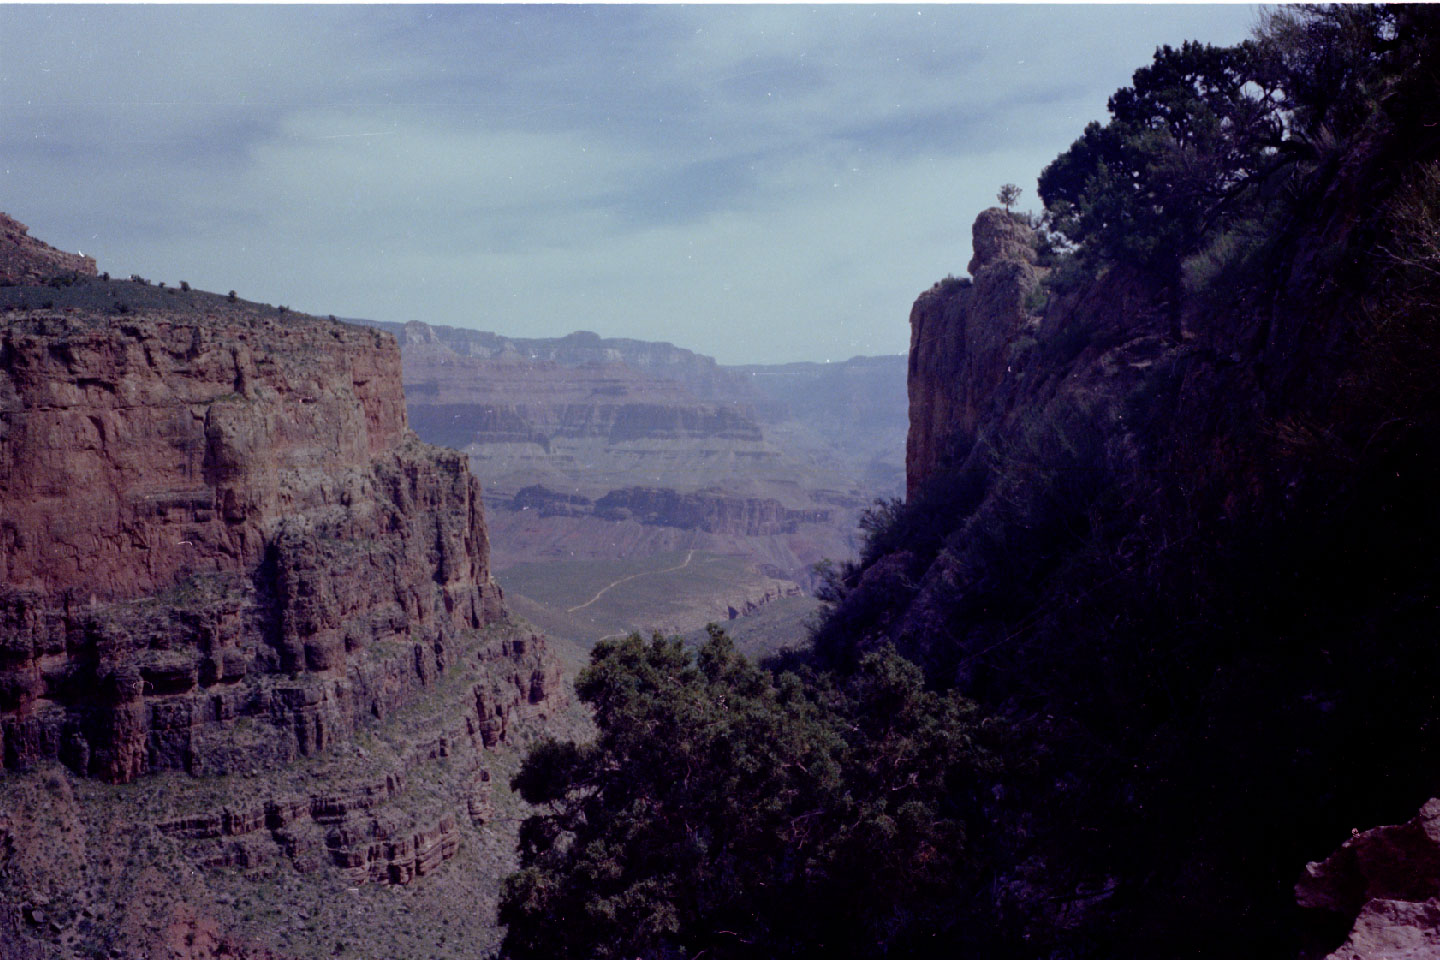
[352,319,905,625]
[0,220,566,960]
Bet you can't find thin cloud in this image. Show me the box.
[0,5,1259,364]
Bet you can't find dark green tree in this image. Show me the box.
[1038,40,1283,277]
[499,630,999,960]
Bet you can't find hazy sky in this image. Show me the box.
[2,5,1258,364]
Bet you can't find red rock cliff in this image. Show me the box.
[906,208,1038,499]
[0,242,554,784]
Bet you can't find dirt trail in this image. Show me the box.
[567,550,697,613]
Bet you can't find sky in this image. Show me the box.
[1,4,1260,364]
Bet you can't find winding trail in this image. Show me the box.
[567,549,697,613]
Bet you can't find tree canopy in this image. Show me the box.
[1037,40,1283,276]
[499,630,999,960]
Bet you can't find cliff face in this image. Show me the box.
[378,321,743,403]
[826,98,1440,956]
[0,227,570,957]
[395,321,764,454]
[906,208,1038,498]
[0,265,554,787]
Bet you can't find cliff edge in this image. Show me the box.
[0,225,565,959]
[906,207,1039,498]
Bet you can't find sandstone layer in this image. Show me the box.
[390,320,763,456]
[0,255,555,787]
[0,222,569,959]
[515,483,831,537]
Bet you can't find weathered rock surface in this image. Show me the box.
[0,213,96,286]
[389,320,763,453]
[0,220,571,960]
[1321,899,1440,960]
[1298,798,1440,959]
[906,207,1039,498]
[0,263,550,786]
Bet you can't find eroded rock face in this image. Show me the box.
[0,213,96,286]
[403,363,764,450]
[906,207,1039,498]
[0,271,543,785]
[1298,799,1440,959]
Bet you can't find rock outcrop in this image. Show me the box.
[825,70,1440,953]
[0,221,570,960]
[0,213,96,286]
[0,261,555,786]
[906,207,1039,499]
[1297,798,1440,960]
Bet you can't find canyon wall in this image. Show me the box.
[0,247,556,787]
[831,77,1440,953]
[511,484,830,536]
[387,320,762,452]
